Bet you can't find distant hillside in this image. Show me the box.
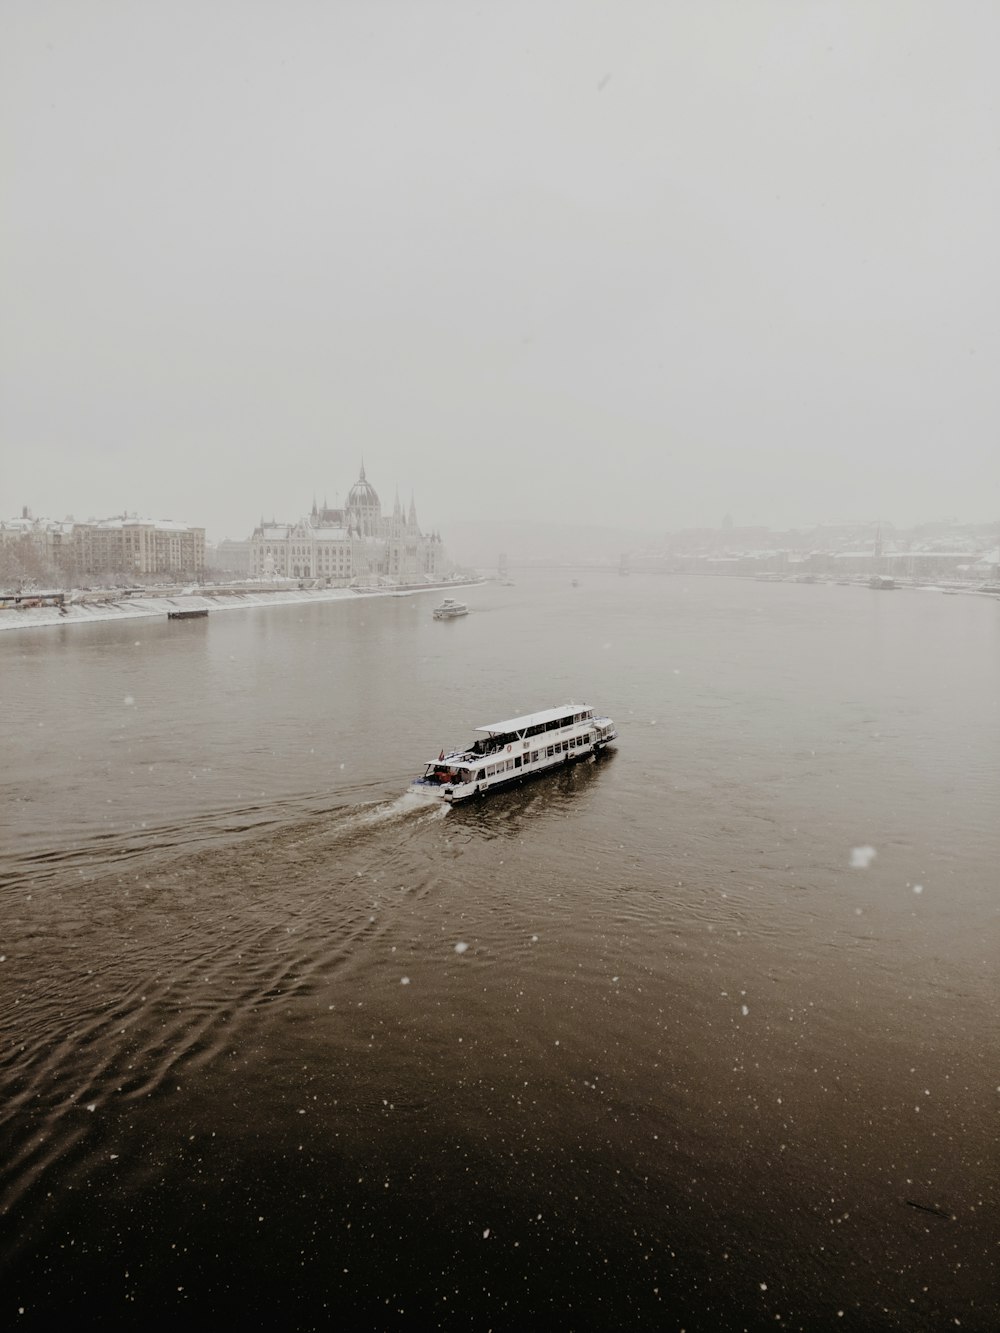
[439,519,666,568]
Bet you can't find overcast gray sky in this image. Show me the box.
[3,1,998,542]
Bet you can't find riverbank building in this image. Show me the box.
[249,464,448,585]
[0,508,204,584]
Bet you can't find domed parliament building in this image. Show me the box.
[249,464,449,585]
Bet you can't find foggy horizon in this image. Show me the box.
[4,2,999,544]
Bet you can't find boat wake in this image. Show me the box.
[355,786,449,828]
[0,785,451,1230]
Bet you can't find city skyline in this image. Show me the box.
[5,493,996,581]
[4,494,997,544]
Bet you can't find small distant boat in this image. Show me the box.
[571,578,580,587]
[868,576,897,590]
[432,598,468,620]
[413,704,618,803]
[167,608,209,620]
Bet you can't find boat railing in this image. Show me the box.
[471,721,598,759]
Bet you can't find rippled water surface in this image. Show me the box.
[2,574,998,1330]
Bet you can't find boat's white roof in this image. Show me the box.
[475,704,592,733]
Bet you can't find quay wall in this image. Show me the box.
[0,581,481,633]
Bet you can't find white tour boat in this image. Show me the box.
[413,704,617,803]
[433,598,469,619]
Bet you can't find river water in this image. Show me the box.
[1,573,997,1330]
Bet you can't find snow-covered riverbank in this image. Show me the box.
[0,583,454,632]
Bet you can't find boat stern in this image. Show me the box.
[414,758,481,802]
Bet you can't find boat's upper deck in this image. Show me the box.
[475,704,594,735]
